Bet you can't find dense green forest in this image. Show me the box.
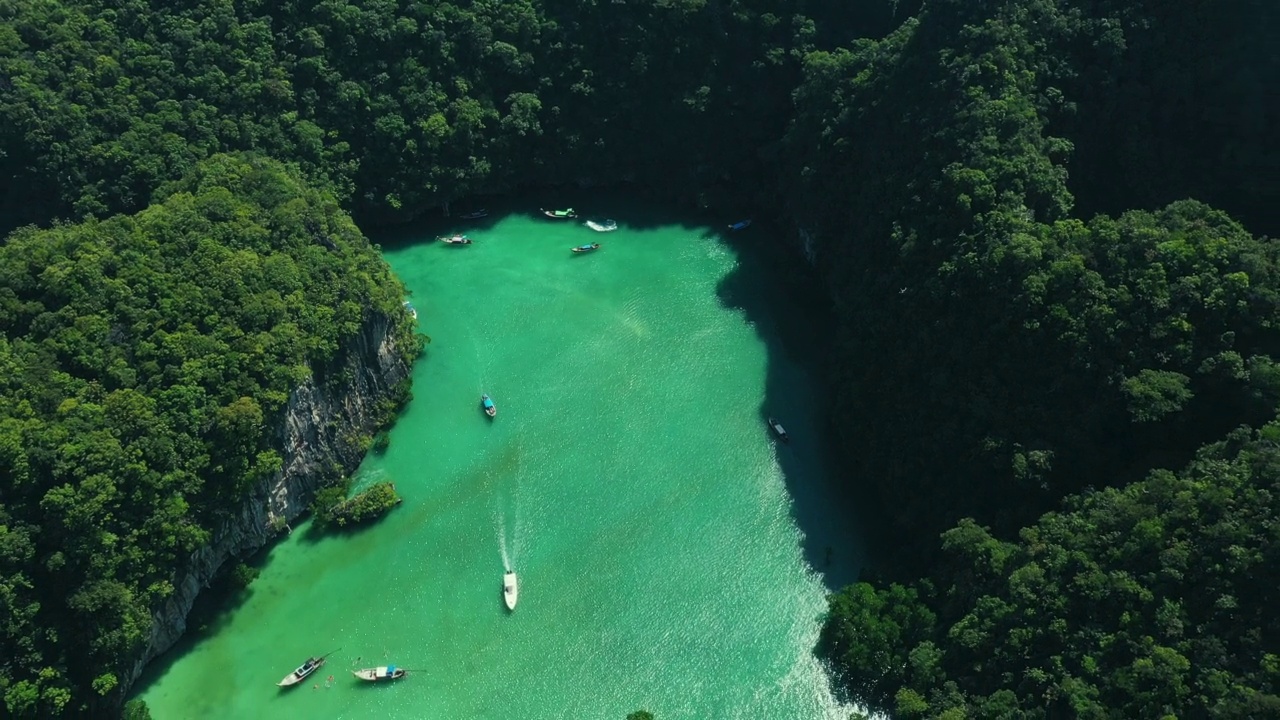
[0,154,416,715]
[2,0,1278,715]
[786,0,1280,716]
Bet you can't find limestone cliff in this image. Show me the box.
[124,310,414,692]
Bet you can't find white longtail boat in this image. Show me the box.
[503,570,518,611]
[352,665,407,682]
[277,655,326,687]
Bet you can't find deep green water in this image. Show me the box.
[135,196,866,719]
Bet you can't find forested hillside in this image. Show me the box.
[0,154,416,716]
[784,0,1280,716]
[2,0,1278,716]
[0,0,879,230]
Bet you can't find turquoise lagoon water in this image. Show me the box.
[135,196,866,719]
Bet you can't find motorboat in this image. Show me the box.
[571,243,601,254]
[439,234,472,245]
[503,570,518,610]
[482,394,496,418]
[728,219,753,231]
[542,207,577,219]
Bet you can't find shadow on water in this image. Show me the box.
[368,190,888,594]
[713,224,889,593]
[369,184,724,253]
[130,548,271,696]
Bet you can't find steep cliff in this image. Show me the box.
[124,310,414,693]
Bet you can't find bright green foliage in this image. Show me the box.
[0,154,415,716]
[315,481,402,529]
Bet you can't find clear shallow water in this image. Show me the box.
[135,196,865,719]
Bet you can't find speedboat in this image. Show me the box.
[503,570,518,610]
[439,234,472,245]
[767,417,789,444]
[352,665,407,682]
[277,656,326,687]
[402,301,417,320]
[728,219,753,231]
[586,219,617,232]
[571,243,601,254]
[460,209,489,219]
[482,394,496,418]
[542,207,577,219]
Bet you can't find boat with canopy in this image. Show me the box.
[276,649,338,687]
[352,665,407,682]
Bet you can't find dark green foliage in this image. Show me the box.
[1058,0,1280,236]
[820,582,936,704]
[227,563,260,590]
[372,432,391,454]
[310,480,351,521]
[315,482,402,529]
[0,0,876,231]
[786,0,1280,546]
[805,1,1280,717]
[0,154,415,716]
[121,699,152,720]
[626,712,655,720]
[827,425,1280,717]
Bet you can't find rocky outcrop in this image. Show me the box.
[124,309,413,692]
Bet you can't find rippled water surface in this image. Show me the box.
[135,196,864,719]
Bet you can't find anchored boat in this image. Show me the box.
[503,570,519,611]
[439,234,472,245]
[352,665,407,682]
[542,207,578,219]
[460,209,489,219]
[276,653,329,687]
[767,417,789,444]
[482,394,496,418]
[728,219,753,231]
[572,243,601,254]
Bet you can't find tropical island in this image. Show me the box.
[1,0,1277,717]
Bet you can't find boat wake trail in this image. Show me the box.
[497,518,512,572]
